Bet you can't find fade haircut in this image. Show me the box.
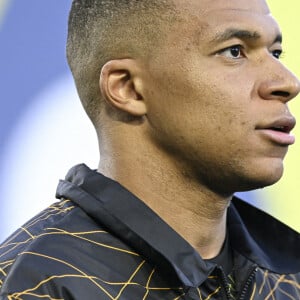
[67,0,176,126]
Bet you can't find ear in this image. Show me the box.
[99,59,147,116]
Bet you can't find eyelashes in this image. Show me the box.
[217,45,245,59]
[216,44,283,60]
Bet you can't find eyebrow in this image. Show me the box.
[211,28,282,45]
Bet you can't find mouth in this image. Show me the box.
[256,116,296,145]
[269,125,292,133]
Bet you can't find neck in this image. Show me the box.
[98,122,232,259]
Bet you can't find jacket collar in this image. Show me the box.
[56,164,300,288]
[56,164,214,288]
[229,197,300,274]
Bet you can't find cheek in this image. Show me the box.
[187,83,250,136]
[145,57,254,153]
[146,89,251,166]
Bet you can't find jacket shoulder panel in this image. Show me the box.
[249,267,300,300]
[0,200,76,292]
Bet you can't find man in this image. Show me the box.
[0,0,299,299]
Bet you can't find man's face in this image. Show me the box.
[142,0,300,195]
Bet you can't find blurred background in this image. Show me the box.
[0,0,299,242]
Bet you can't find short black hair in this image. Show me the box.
[67,0,176,125]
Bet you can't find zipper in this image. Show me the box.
[238,267,258,300]
[217,267,234,300]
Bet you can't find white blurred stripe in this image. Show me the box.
[0,0,11,28]
[0,74,99,242]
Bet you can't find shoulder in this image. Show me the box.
[0,200,86,297]
[0,200,76,268]
[0,199,146,299]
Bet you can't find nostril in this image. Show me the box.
[271,91,290,97]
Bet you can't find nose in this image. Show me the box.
[258,63,300,103]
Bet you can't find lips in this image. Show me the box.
[267,117,296,133]
[256,116,296,145]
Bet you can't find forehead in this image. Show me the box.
[170,0,280,46]
[174,0,270,14]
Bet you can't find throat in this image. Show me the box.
[98,145,232,259]
[145,191,230,259]
[205,233,233,275]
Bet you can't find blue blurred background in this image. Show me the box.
[0,0,299,242]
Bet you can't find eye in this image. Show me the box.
[271,49,282,59]
[217,45,245,59]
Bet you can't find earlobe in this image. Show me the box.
[100,60,147,116]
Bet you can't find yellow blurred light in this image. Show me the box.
[264,0,300,232]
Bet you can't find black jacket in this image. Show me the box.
[0,164,299,299]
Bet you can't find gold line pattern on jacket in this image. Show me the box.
[0,200,299,299]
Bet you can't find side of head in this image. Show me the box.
[66,0,176,128]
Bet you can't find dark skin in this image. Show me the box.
[98,0,300,258]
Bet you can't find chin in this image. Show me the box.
[236,160,285,192]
